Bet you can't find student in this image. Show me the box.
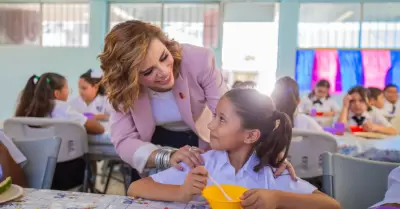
[69,69,112,120]
[383,84,400,115]
[337,86,397,135]
[128,89,341,209]
[370,167,400,208]
[271,76,323,131]
[368,87,386,115]
[232,80,243,89]
[0,142,27,187]
[299,79,339,116]
[232,80,257,89]
[15,73,105,190]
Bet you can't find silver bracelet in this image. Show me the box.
[155,148,178,170]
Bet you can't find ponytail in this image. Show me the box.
[308,90,315,99]
[253,111,292,172]
[15,73,66,117]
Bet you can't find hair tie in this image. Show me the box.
[90,69,103,78]
[272,111,281,131]
[33,75,40,84]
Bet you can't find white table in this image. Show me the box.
[335,133,400,162]
[2,188,209,209]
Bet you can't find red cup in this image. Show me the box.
[315,112,324,116]
[349,126,364,133]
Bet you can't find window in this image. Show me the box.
[108,3,219,48]
[0,4,41,45]
[298,3,361,48]
[109,3,162,30]
[361,3,400,48]
[0,3,89,47]
[163,4,219,47]
[222,3,279,95]
[42,3,89,47]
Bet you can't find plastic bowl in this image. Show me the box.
[83,112,94,119]
[349,126,364,133]
[315,112,324,116]
[202,185,247,209]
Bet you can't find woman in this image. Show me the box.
[99,20,295,179]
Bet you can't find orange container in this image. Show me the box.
[202,185,247,209]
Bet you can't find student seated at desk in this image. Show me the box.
[370,167,400,209]
[383,84,400,116]
[368,87,386,115]
[69,69,112,121]
[299,79,339,116]
[271,76,323,131]
[0,139,27,187]
[15,73,105,190]
[337,86,397,136]
[128,89,341,209]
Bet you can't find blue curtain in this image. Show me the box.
[295,50,315,91]
[387,51,400,85]
[338,50,363,92]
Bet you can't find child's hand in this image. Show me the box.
[178,166,208,202]
[343,94,352,107]
[362,121,377,132]
[240,189,279,209]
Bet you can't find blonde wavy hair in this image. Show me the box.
[98,20,182,112]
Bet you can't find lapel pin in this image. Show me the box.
[179,92,185,99]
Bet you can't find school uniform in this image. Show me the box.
[369,167,400,208]
[151,150,316,193]
[69,95,112,114]
[293,113,324,131]
[347,110,392,127]
[50,100,88,190]
[0,132,26,165]
[299,96,340,113]
[382,99,400,115]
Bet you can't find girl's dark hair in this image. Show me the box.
[232,81,243,89]
[242,81,257,89]
[348,86,372,112]
[224,88,292,172]
[367,87,383,100]
[15,73,66,117]
[308,79,331,99]
[271,76,299,127]
[80,69,106,96]
[384,83,398,91]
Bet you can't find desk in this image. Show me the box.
[1,189,209,209]
[336,133,400,162]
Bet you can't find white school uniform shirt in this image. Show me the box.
[0,132,26,164]
[299,96,340,113]
[51,100,88,126]
[347,110,392,127]
[151,150,316,193]
[69,95,113,114]
[382,99,400,115]
[293,113,324,131]
[369,166,400,208]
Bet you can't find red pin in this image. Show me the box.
[179,92,185,99]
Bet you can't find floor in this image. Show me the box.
[94,161,125,195]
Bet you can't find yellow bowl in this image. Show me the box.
[202,185,248,209]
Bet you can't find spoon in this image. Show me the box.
[208,175,233,201]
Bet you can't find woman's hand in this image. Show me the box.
[170,145,204,171]
[240,189,279,209]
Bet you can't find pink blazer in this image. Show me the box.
[110,44,228,171]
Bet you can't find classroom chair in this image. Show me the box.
[289,129,338,179]
[4,118,91,191]
[322,152,400,209]
[13,137,61,189]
